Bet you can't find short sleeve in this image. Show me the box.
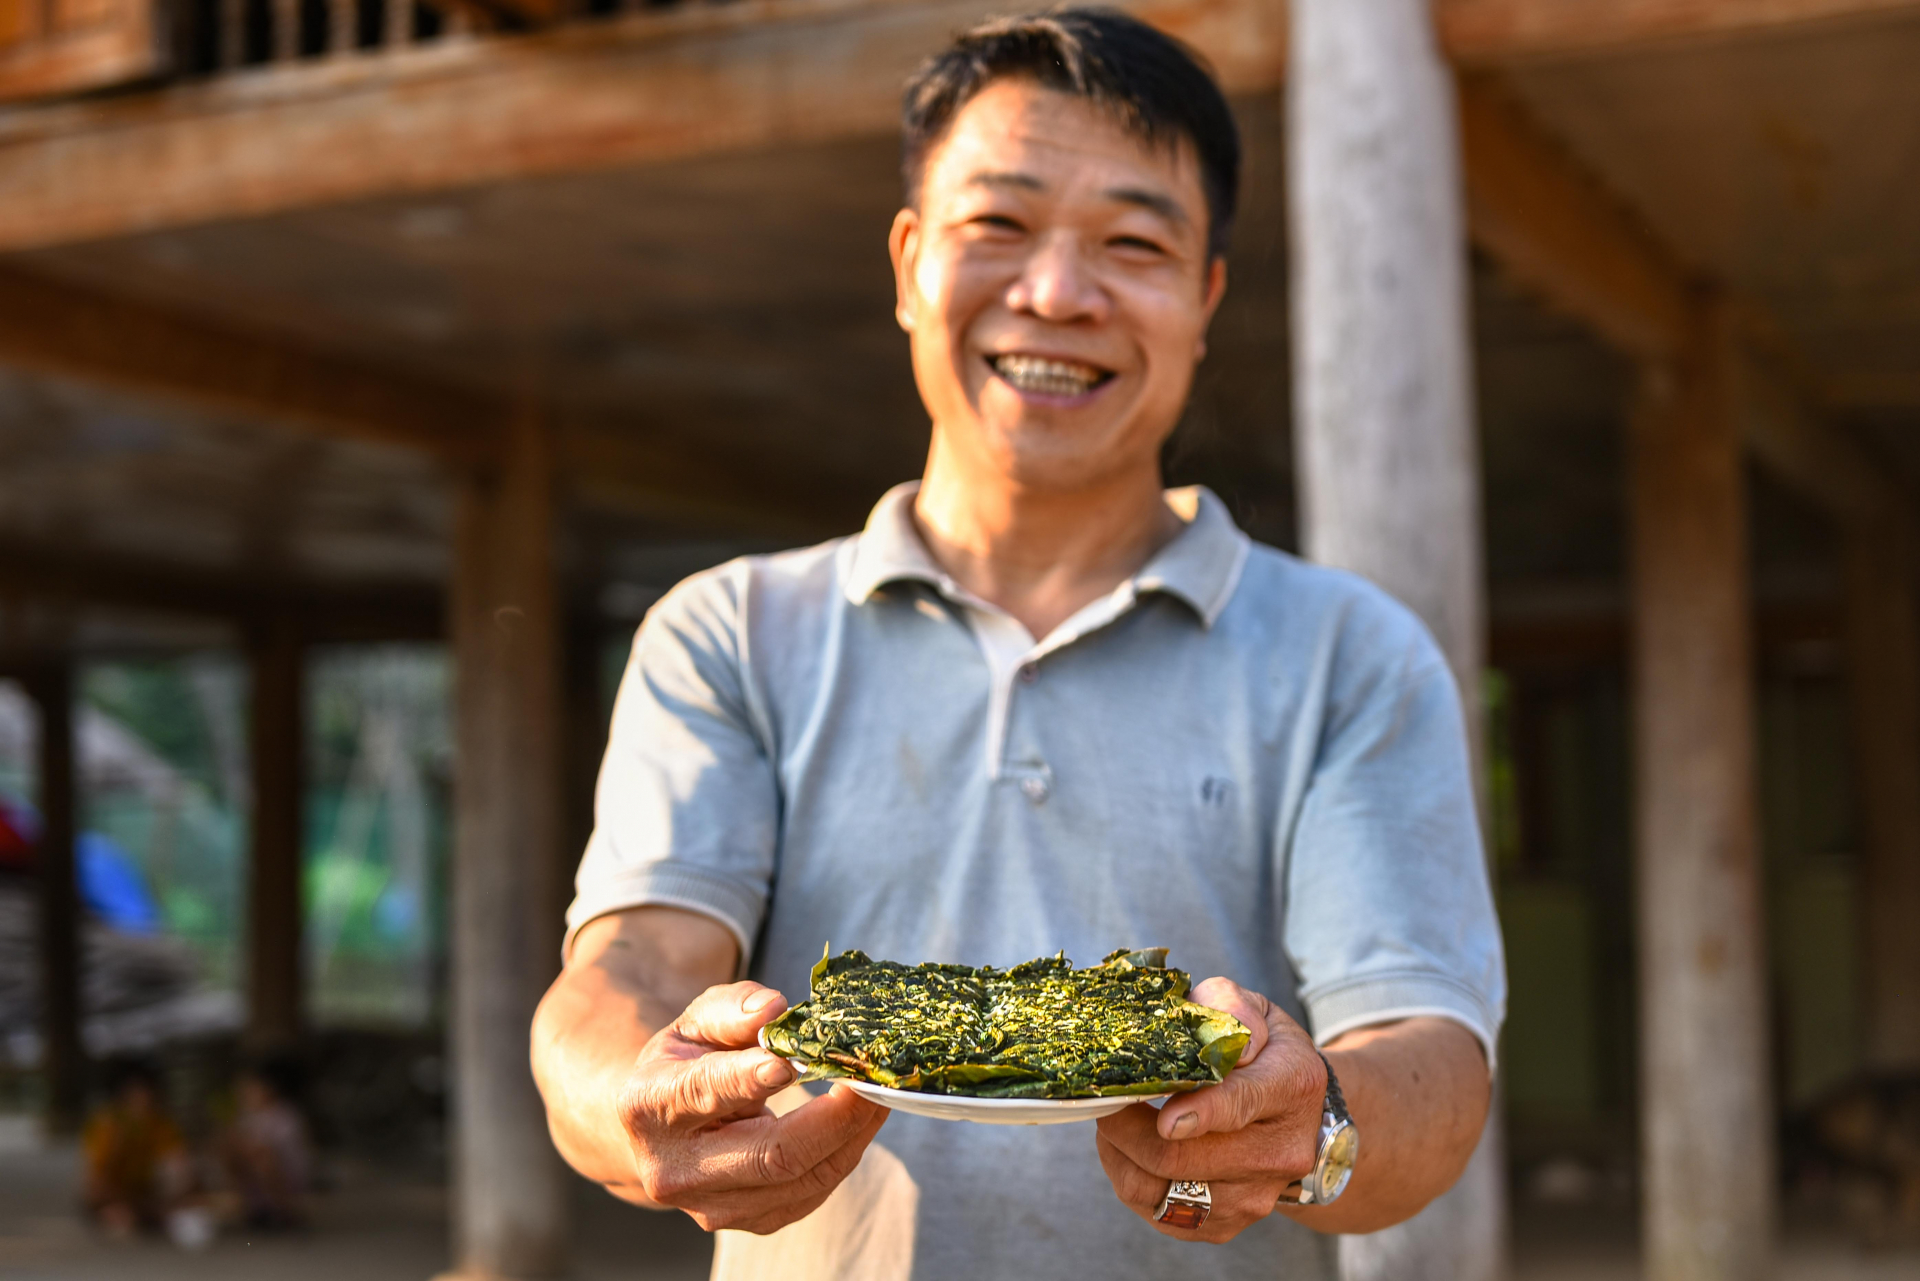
[1283,634,1507,1067]
[564,568,780,963]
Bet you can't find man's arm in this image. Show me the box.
[1095,980,1488,1240]
[1300,1015,1489,1231]
[531,906,888,1231]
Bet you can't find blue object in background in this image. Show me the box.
[4,791,169,935]
[77,831,163,934]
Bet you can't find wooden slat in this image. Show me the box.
[1458,73,1695,362]
[0,0,1283,252]
[1438,0,1920,65]
[0,264,503,462]
[0,0,160,103]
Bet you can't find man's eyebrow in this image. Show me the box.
[1105,186,1188,225]
[965,170,1046,192]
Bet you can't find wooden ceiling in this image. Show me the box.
[1505,13,1920,413]
[1,2,1911,650]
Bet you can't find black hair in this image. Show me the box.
[244,1053,306,1103]
[104,1057,163,1097]
[901,7,1241,260]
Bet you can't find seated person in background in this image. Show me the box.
[221,1058,311,1229]
[83,1058,191,1237]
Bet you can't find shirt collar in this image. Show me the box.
[843,480,1250,629]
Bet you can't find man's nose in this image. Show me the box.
[1006,235,1107,323]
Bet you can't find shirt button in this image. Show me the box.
[1020,776,1050,803]
[1018,663,1038,684]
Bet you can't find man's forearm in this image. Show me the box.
[530,907,739,1197]
[1279,1017,1490,1234]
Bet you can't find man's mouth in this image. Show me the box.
[988,354,1115,398]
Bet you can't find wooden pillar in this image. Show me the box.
[29,661,83,1135]
[246,611,306,1053]
[1287,3,1505,1278]
[1843,519,1920,1069]
[446,403,569,1280]
[1628,303,1773,1281]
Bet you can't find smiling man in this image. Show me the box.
[531,11,1504,1280]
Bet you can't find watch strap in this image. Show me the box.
[1317,1050,1350,1126]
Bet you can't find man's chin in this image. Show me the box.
[973,425,1164,493]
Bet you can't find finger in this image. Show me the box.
[1096,1130,1286,1246]
[1095,1125,1172,1223]
[693,1097,889,1233]
[1189,977,1271,1066]
[669,982,789,1051]
[657,1085,887,1208]
[1159,1006,1318,1142]
[672,1090,887,1198]
[642,1047,797,1130]
[1100,1097,1311,1184]
[699,1083,888,1190]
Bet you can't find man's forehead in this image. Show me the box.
[925,80,1202,210]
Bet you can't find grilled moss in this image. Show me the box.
[761,947,1251,1098]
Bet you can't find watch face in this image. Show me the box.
[1316,1122,1359,1203]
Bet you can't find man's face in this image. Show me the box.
[890,78,1226,491]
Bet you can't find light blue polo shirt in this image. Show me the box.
[570,482,1505,1281]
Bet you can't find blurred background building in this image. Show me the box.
[0,0,1917,1278]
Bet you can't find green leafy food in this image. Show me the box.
[761,946,1252,1098]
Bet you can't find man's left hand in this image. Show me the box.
[1094,978,1326,1243]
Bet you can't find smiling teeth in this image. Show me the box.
[992,354,1108,396]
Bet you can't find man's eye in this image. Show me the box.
[972,215,1025,232]
[1111,236,1167,255]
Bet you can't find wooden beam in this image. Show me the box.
[26,660,84,1136]
[0,265,501,464]
[244,609,305,1053]
[0,532,445,637]
[0,264,878,538]
[0,0,1282,252]
[0,0,1911,252]
[1734,342,1904,521]
[560,419,873,542]
[1627,301,1774,1281]
[448,400,569,1277]
[0,0,164,105]
[1458,73,1694,363]
[1844,518,1920,1069]
[1438,0,1920,65]
[1287,3,1505,1277]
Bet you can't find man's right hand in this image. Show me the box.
[531,907,889,1238]
[618,981,888,1234]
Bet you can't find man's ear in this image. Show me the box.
[1195,255,1228,361]
[889,207,921,332]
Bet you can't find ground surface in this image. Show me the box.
[3,1123,1917,1279]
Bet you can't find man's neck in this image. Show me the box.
[912,445,1183,642]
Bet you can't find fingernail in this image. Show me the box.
[754,1054,794,1087]
[742,989,777,1014]
[1167,1111,1198,1140]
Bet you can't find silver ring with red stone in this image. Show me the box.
[1153,1179,1212,1229]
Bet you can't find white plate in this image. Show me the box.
[758,1027,1170,1124]
[843,1080,1167,1125]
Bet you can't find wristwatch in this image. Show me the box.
[1287,1052,1358,1206]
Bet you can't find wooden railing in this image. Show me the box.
[0,0,674,103]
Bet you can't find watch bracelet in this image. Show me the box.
[1316,1049,1350,1125]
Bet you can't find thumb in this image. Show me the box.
[1189,976,1273,1067]
[652,1045,797,1128]
[670,982,789,1051]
